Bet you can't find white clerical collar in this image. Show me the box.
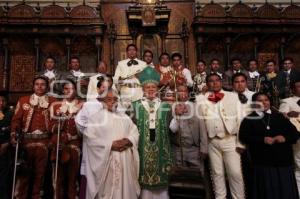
[143,97,160,103]
[256,109,271,117]
[249,71,260,78]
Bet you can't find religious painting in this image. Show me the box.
[142,6,156,26]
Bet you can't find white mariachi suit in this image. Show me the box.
[196,90,245,199]
[113,58,146,107]
[279,96,300,195]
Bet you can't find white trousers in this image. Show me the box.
[139,189,169,199]
[294,139,300,196]
[208,135,245,199]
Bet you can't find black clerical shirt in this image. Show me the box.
[239,111,299,167]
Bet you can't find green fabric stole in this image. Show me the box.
[132,99,173,190]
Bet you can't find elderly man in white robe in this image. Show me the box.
[76,89,140,199]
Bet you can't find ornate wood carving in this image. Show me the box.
[40,37,66,72]
[70,5,97,18]
[257,3,280,19]
[8,4,35,18]
[71,36,97,72]
[0,54,4,91]
[283,5,300,19]
[230,3,253,18]
[41,5,66,18]
[0,7,3,18]
[201,3,226,18]
[9,55,35,92]
[258,53,279,72]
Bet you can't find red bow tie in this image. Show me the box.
[208,92,224,103]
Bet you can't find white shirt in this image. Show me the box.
[44,69,56,79]
[71,70,84,77]
[279,96,300,113]
[248,71,260,79]
[256,109,272,117]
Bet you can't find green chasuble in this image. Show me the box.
[132,99,173,190]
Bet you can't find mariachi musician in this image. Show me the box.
[10,76,56,199]
[50,79,83,199]
[113,44,146,108]
[171,53,193,88]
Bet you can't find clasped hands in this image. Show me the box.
[264,135,286,145]
[111,138,132,152]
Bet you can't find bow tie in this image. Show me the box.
[238,93,248,104]
[127,59,138,66]
[208,92,224,103]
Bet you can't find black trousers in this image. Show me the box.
[0,150,11,199]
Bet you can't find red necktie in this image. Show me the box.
[208,92,224,103]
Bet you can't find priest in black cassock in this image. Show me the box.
[239,92,300,199]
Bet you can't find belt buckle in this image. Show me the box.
[31,129,44,135]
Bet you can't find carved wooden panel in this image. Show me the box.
[114,39,134,65]
[230,35,255,68]
[201,3,226,18]
[71,36,97,72]
[285,36,300,71]
[283,5,300,19]
[137,34,162,64]
[257,3,280,18]
[70,5,97,18]
[202,36,225,71]
[8,37,35,55]
[230,3,253,18]
[41,5,66,18]
[167,2,195,70]
[0,7,3,18]
[102,4,130,35]
[8,4,35,18]
[258,53,279,72]
[258,35,281,53]
[165,38,184,62]
[9,55,35,92]
[40,37,66,72]
[0,54,4,91]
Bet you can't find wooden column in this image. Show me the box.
[34,38,40,72]
[181,19,189,67]
[96,36,102,66]
[108,22,117,71]
[3,38,9,91]
[225,36,231,69]
[66,37,71,69]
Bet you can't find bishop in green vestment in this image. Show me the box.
[132,66,173,199]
